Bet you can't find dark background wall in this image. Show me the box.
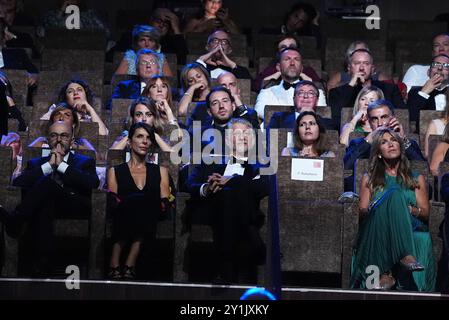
[23,0,449,35]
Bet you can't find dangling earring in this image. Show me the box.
[378,155,382,159]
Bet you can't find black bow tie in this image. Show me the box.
[231,156,248,165]
[436,86,448,94]
[282,81,297,90]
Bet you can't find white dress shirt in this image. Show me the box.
[254,80,327,120]
[417,85,449,111]
[0,50,4,69]
[402,65,430,93]
[140,82,147,94]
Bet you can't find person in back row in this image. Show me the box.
[329,48,406,127]
[254,47,326,123]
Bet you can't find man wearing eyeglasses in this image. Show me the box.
[254,47,327,123]
[403,33,449,93]
[108,48,162,110]
[268,80,336,130]
[0,121,99,276]
[149,7,188,65]
[407,54,449,132]
[196,30,251,80]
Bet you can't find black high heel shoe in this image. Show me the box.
[122,265,136,280]
[107,266,122,280]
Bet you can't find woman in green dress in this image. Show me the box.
[350,128,436,291]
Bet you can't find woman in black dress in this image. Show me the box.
[107,122,170,280]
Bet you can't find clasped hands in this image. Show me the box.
[204,173,232,196]
[48,143,65,168]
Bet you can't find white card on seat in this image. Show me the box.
[291,158,324,181]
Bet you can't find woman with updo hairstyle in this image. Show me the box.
[107,122,171,280]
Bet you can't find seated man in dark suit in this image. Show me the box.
[108,48,163,110]
[407,54,449,132]
[268,80,336,131]
[188,86,236,154]
[344,100,424,191]
[196,29,251,80]
[186,73,259,130]
[186,117,269,283]
[0,121,100,276]
[0,17,38,86]
[329,49,406,127]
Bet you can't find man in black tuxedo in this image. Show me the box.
[189,86,236,155]
[186,117,269,283]
[108,48,162,110]
[0,121,99,276]
[186,73,259,130]
[329,49,406,127]
[196,30,251,80]
[407,54,449,133]
[268,80,336,131]
[344,100,425,191]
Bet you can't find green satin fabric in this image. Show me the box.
[350,173,436,292]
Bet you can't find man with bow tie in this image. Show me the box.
[186,118,270,283]
[254,47,327,122]
[407,54,449,133]
[0,121,99,276]
[268,80,337,131]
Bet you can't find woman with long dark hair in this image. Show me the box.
[281,111,335,157]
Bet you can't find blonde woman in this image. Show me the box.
[339,86,384,146]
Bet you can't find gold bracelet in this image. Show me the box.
[184,92,192,97]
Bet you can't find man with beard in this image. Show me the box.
[196,29,251,80]
[407,54,449,132]
[254,47,327,122]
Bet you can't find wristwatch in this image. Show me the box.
[403,137,411,150]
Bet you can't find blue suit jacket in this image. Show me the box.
[344,137,425,171]
[268,111,337,131]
